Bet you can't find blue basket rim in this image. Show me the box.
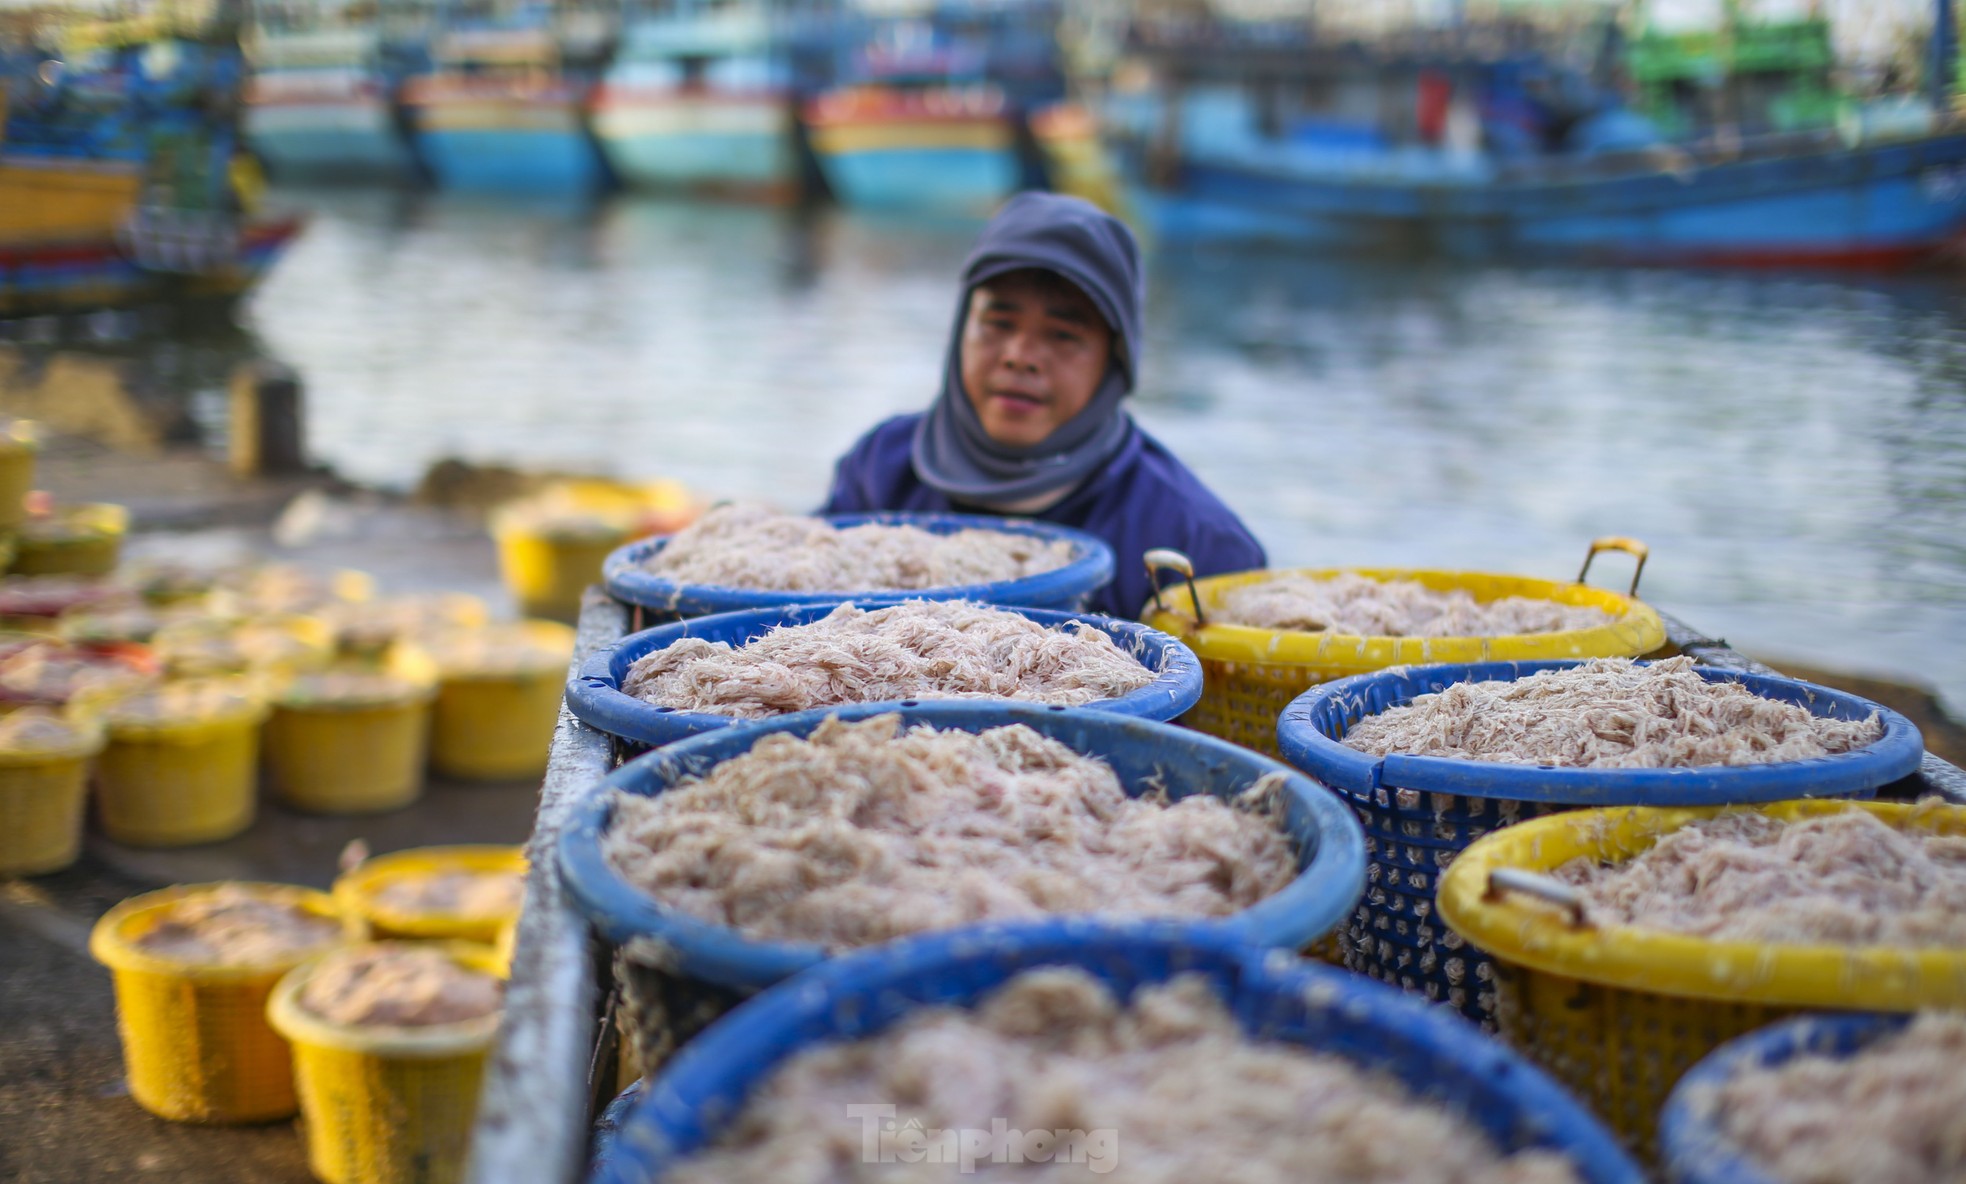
[600,511,1116,614]
[1276,659,1926,805]
[557,701,1367,991]
[1659,1010,1914,1184]
[594,920,1643,1184]
[564,599,1205,748]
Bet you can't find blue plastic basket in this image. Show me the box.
[589,1079,645,1181]
[1659,1012,1912,1184]
[589,920,1645,1184]
[563,701,1366,1078]
[563,600,1205,752]
[600,512,1115,620]
[564,701,1366,988]
[1276,660,1923,1027]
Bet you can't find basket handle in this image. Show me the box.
[1144,548,1206,627]
[1575,536,1649,599]
[1484,868,1595,929]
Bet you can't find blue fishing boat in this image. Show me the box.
[244,25,420,180]
[404,11,611,195]
[802,3,1064,213]
[803,30,1016,212]
[1108,14,1966,266]
[591,2,794,198]
[3,10,302,315]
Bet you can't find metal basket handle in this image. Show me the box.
[1484,868,1595,929]
[1144,548,1206,627]
[1576,536,1649,599]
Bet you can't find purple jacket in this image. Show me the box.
[822,413,1267,619]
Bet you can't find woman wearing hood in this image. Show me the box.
[822,192,1266,620]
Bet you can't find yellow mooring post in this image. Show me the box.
[229,360,306,477]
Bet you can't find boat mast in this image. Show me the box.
[1933,0,1956,110]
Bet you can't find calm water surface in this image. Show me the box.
[244,187,1966,714]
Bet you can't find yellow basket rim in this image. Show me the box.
[1139,566,1666,667]
[89,882,346,981]
[426,619,577,680]
[95,679,270,737]
[274,653,441,711]
[0,714,106,763]
[1436,800,1966,1010]
[266,940,506,1056]
[19,502,130,544]
[333,846,528,938]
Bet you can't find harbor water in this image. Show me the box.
[245,187,1966,715]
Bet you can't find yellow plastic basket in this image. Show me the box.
[1437,799,1966,1156]
[1140,539,1667,756]
[0,713,104,875]
[88,882,347,1123]
[492,479,697,622]
[264,672,435,815]
[0,421,39,533]
[11,501,128,577]
[426,620,575,781]
[492,520,628,624]
[333,845,527,946]
[90,683,269,848]
[267,941,506,1184]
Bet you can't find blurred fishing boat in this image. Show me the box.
[802,2,1065,212]
[244,22,421,180]
[402,7,611,195]
[2,3,302,315]
[591,1,794,198]
[1107,6,1966,266]
[803,29,1016,211]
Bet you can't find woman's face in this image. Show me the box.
[959,269,1114,449]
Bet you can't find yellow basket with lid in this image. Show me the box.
[11,500,128,577]
[263,652,437,814]
[87,679,269,847]
[267,941,506,1184]
[1140,537,1667,757]
[424,620,574,780]
[1436,799,1966,1157]
[0,707,104,875]
[89,882,349,1123]
[333,844,527,945]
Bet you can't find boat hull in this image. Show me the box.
[807,117,1017,211]
[246,97,416,180]
[409,92,605,195]
[0,217,304,316]
[590,90,791,196]
[1128,132,1966,266]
